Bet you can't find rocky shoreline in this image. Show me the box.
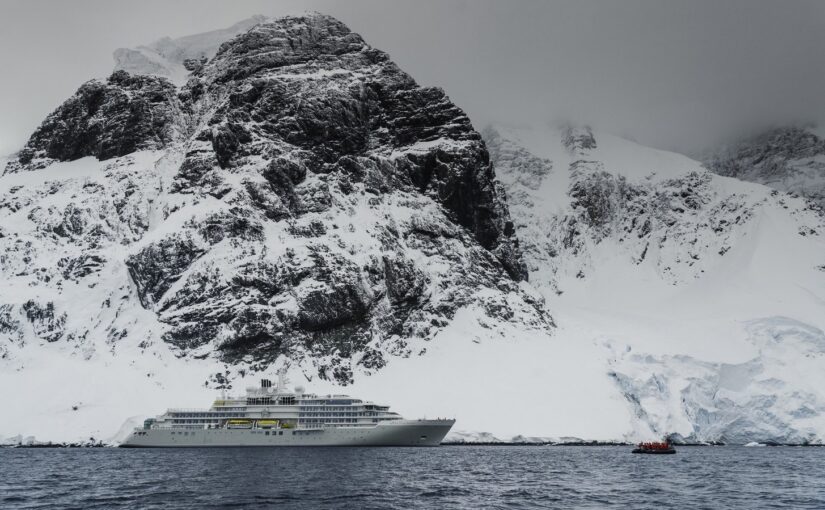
[2,441,106,448]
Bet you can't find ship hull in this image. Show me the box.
[119,419,454,448]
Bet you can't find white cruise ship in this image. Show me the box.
[120,376,454,447]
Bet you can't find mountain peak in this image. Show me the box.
[113,14,272,84]
[202,13,372,84]
[2,12,542,391]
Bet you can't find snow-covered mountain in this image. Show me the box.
[1,13,551,442]
[2,14,824,445]
[4,12,549,382]
[485,124,825,443]
[113,15,271,85]
[704,126,825,211]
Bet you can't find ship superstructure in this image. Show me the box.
[121,376,454,447]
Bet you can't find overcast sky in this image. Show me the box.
[1,0,824,157]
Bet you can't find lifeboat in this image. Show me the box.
[632,441,676,454]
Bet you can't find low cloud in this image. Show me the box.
[1,0,823,156]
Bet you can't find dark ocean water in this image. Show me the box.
[1,445,823,509]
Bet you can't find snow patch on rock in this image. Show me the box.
[487,123,825,443]
[113,15,271,85]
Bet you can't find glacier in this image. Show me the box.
[483,123,825,443]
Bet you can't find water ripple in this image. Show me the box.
[1,446,824,509]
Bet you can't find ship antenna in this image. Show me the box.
[276,368,290,392]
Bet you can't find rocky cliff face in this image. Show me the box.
[0,14,546,384]
[704,126,825,212]
[485,124,825,443]
[113,15,271,85]
[485,125,776,291]
[6,14,824,444]
[8,72,180,167]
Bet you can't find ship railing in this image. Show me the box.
[136,423,390,432]
[296,423,377,429]
[134,424,208,431]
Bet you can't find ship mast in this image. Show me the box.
[276,369,289,393]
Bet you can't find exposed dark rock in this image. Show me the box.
[172,151,219,192]
[183,56,208,72]
[0,305,23,345]
[194,211,264,244]
[211,123,252,168]
[11,71,178,169]
[383,255,427,304]
[21,300,66,342]
[51,203,91,238]
[569,169,623,228]
[562,125,597,151]
[298,281,371,332]
[243,180,293,220]
[58,254,106,280]
[1,13,551,384]
[705,126,825,211]
[126,236,206,308]
[181,14,525,279]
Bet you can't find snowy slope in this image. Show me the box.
[3,14,825,446]
[5,121,823,445]
[486,124,825,443]
[113,15,270,84]
[0,14,552,444]
[705,126,825,211]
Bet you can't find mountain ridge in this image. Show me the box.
[485,123,825,443]
[2,15,825,445]
[704,125,825,211]
[1,13,546,389]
